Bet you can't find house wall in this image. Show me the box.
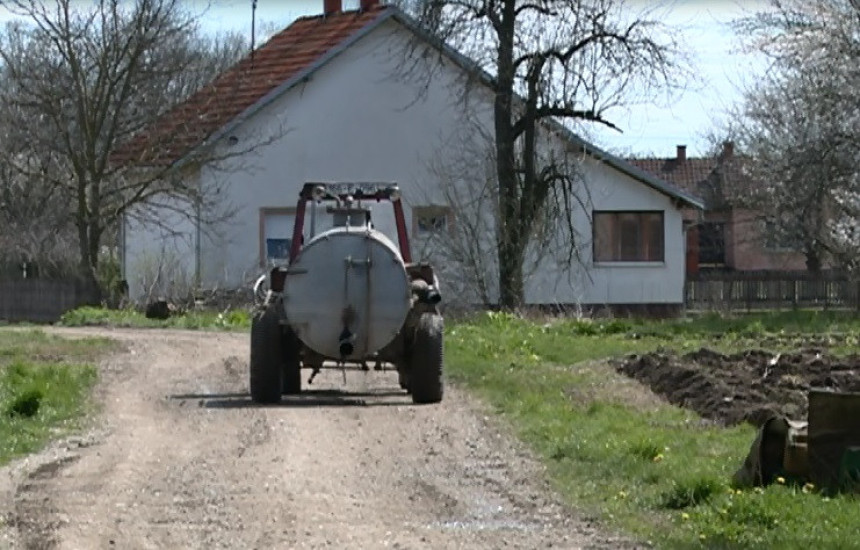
[125,16,691,306]
[122,175,200,301]
[728,209,808,271]
[681,207,810,273]
[524,153,687,305]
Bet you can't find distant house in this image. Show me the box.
[117,0,702,314]
[630,143,808,273]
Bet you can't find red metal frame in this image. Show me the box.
[288,182,412,264]
[289,198,307,264]
[392,199,411,263]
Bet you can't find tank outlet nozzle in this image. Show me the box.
[338,327,355,357]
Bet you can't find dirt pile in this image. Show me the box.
[614,348,860,426]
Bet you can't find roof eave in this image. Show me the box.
[167,6,704,211]
[568,136,706,210]
[389,10,704,211]
[169,9,400,170]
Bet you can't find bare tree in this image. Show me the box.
[0,154,78,276]
[0,0,254,296]
[732,0,860,271]
[411,118,499,308]
[395,0,687,308]
[413,112,590,310]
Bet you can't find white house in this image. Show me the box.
[118,0,703,313]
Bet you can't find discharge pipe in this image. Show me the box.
[338,327,355,358]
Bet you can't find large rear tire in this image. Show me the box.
[282,328,302,395]
[250,305,283,404]
[409,312,444,404]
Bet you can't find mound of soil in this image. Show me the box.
[613,348,860,426]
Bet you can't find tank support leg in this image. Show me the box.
[308,365,321,385]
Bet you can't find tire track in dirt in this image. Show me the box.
[1,327,640,549]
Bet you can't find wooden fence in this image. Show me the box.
[685,271,860,312]
[0,279,99,323]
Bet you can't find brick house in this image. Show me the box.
[630,143,809,273]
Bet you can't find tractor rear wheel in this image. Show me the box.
[397,366,411,393]
[409,312,444,404]
[249,305,284,404]
[282,328,302,394]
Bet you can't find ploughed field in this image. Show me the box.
[614,345,860,426]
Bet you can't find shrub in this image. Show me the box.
[5,387,43,418]
[661,476,723,509]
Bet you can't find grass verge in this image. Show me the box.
[446,311,860,549]
[59,306,250,331]
[0,329,113,466]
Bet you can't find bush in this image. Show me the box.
[5,387,43,418]
[661,476,723,510]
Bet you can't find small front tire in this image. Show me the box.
[409,312,444,404]
[282,328,302,395]
[249,305,284,404]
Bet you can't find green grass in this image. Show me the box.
[445,311,860,549]
[59,306,251,331]
[0,330,113,466]
[45,306,860,546]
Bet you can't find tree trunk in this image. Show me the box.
[494,0,524,310]
[75,221,101,305]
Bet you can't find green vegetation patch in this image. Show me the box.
[446,311,860,549]
[60,306,250,331]
[0,330,112,466]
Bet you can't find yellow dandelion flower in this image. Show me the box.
[681,513,690,520]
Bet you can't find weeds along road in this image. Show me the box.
[1,328,635,549]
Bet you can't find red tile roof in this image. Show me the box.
[629,149,753,209]
[627,157,716,197]
[113,5,390,167]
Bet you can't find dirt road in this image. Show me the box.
[1,328,636,549]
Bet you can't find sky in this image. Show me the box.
[0,0,772,159]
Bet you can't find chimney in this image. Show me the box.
[721,140,735,159]
[360,0,380,9]
[324,0,341,15]
[676,145,687,163]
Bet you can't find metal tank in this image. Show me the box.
[248,182,445,406]
[282,225,411,360]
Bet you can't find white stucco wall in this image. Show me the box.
[523,154,687,305]
[123,175,199,301]
[125,16,689,306]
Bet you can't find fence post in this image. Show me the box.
[793,280,798,310]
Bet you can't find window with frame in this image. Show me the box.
[260,208,296,266]
[412,205,452,235]
[593,211,664,263]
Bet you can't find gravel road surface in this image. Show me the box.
[0,328,639,549]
